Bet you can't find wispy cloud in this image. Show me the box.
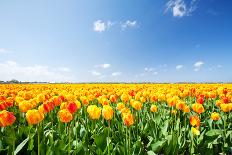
[93,20,107,32]
[144,67,155,72]
[58,67,71,72]
[94,63,111,69]
[0,48,10,54]
[93,20,138,32]
[112,72,122,76]
[121,20,137,30]
[165,0,198,17]
[176,64,183,70]
[91,71,102,76]
[217,64,222,68]
[152,72,158,75]
[194,61,204,71]
[0,61,74,82]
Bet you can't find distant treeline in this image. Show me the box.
[0,79,231,84]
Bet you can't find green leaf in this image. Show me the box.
[161,120,169,136]
[27,138,34,151]
[79,125,86,138]
[226,130,232,139]
[147,150,156,155]
[151,139,167,153]
[205,129,223,137]
[153,114,161,124]
[94,128,107,151]
[14,136,29,155]
[72,141,83,154]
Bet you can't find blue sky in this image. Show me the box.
[0,0,231,82]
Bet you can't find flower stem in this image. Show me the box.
[108,121,110,155]
[37,124,40,155]
[68,123,71,155]
[128,127,131,155]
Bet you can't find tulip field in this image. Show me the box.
[0,84,232,155]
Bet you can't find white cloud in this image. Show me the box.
[0,61,74,82]
[91,71,102,76]
[93,20,138,32]
[152,72,158,75]
[159,64,167,68]
[176,65,183,70]
[107,21,115,28]
[93,20,107,32]
[217,64,222,68]
[194,61,204,71]
[58,67,71,72]
[94,63,111,69]
[112,72,122,76]
[165,0,197,17]
[144,67,155,72]
[194,61,204,67]
[121,20,137,29]
[0,48,9,54]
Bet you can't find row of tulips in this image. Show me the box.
[0,84,232,154]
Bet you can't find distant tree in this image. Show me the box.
[10,79,20,83]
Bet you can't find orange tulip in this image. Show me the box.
[18,101,32,113]
[123,113,134,127]
[87,105,101,120]
[192,103,205,114]
[150,105,158,113]
[220,103,230,113]
[183,105,190,113]
[0,110,16,127]
[58,109,73,123]
[121,94,129,103]
[80,96,89,106]
[211,112,220,121]
[110,95,117,103]
[26,109,44,125]
[102,105,114,121]
[117,102,125,111]
[216,100,222,107]
[132,100,142,111]
[120,107,131,117]
[190,115,200,127]
[176,101,185,110]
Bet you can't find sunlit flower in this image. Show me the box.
[150,105,158,113]
[58,109,73,123]
[183,105,190,113]
[87,105,101,120]
[190,115,200,127]
[132,100,142,111]
[26,109,44,125]
[110,95,117,103]
[67,102,78,114]
[191,127,200,136]
[192,103,205,114]
[220,103,230,113]
[117,102,125,111]
[80,96,89,106]
[123,113,134,127]
[211,112,220,121]
[121,94,129,103]
[176,100,185,110]
[0,110,16,127]
[102,105,114,121]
